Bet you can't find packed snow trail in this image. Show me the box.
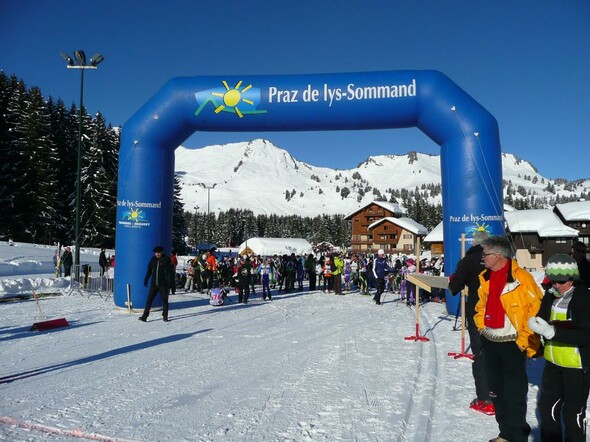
[1,288,545,441]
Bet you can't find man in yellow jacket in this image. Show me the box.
[474,236,542,442]
[332,254,344,295]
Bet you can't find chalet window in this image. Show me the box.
[403,233,412,239]
[555,239,567,244]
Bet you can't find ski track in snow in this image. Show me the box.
[1,286,550,441]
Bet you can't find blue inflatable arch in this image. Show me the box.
[115,70,504,314]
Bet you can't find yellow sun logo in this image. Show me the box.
[129,208,142,221]
[211,81,254,118]
[466,221,491,237]
[475,222,490,232]
[123,207,146,223]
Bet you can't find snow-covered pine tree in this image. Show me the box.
[19,86,57,243]
[1,76,29,240]
[172,175,188,253]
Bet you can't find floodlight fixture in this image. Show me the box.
[74,50,86,65]
[90,53,104,67]
[60,52,74,66]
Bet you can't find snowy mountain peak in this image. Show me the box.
[174,140,590,216]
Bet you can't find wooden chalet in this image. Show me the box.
[504,209,579,270]
[553,201,590,252]
[344,201,408,253]
[368,217,428,254]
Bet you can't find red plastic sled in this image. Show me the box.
[30,318,69,331]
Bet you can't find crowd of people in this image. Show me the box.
[174,248,445,305]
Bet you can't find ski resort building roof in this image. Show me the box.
[368,217,428,235]
[238,237,313,257]
[554,200,590,221]
[504,209,578,237]
[344,200,407,219]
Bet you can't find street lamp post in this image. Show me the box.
[60,50,104,277]
[204,185,215,240]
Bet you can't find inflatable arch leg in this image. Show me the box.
[114,70,504,314]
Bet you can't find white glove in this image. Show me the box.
[527,317,555,340]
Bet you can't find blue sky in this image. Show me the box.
[1,1,589,181]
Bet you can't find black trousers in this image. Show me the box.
[333,274,342,294]
[467,313,490,401]
[539,361,590,442]
[142,285,169,319]
[308,272,316,291]
[238,283,250,303]
[482,337,531,442]
[374,277,385,303]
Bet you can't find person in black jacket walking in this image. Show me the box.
[236,256,252,303]
[99,248,108,275]
[372,249,393,305]
[139,246,173,322]
[448,230,494,415]
[528,254,590,442]
[61,246,73,277]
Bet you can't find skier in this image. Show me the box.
[528,254,590,442]
[139,246,174,322]
[61,246,73,277]
[357,254,369,295]
[99,248,108,275]
[372,249,393,305]
[258,257,273,300]
[236,256,252,303]
[448,230,494,415]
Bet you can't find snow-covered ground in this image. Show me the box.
[0,241,551,441]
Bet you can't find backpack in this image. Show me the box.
[209,288,224,306]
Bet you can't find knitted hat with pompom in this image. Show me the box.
[545,253,579,282]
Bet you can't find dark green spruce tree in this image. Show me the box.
[172,175,188,254]
[18,86,57,243]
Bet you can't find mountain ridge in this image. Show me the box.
[174,139,590,217]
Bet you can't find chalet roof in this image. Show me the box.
[504,209,578,237]
[554,200,590,222]
[368,217,428,235]
[423,221,443,243]
[344,200,407,220]
[238,238,313,256]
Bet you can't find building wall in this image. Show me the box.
[561,220,589,248]
[507,232,574,270]
[396,231,418,254]
[349,203,403,252]
[370,222,403,253]
[430,243,444,256]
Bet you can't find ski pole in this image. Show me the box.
[452,297,461,330]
